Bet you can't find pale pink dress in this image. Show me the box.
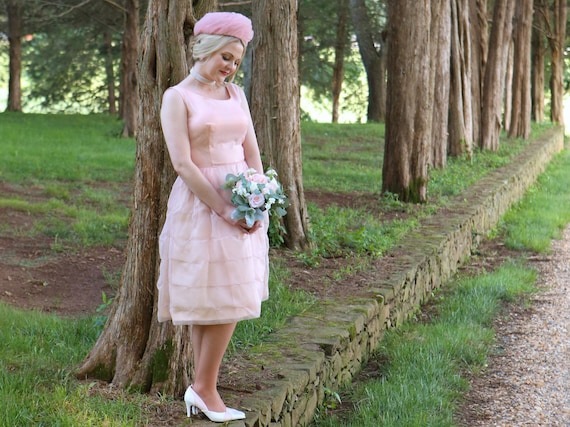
[157,83,269,325]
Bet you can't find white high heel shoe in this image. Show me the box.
[184,386,246,422]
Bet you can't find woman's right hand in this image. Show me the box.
[221,205,261,233]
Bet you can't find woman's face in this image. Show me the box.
[199,41,244,83]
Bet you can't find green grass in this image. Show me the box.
[312,146,570,427]
[0,304,154,426]
[501,149,570,251]
[0,113,133,247]
[0,113,134,183]
[0,113,564,426]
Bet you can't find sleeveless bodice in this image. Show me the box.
[167,83,249,167]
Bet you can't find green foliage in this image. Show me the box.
[306,203,418,261]
[298,0,371,121]
[299,122,536,265]
[428,136,532,199]
[24,30,115,113]
[93,291,114,336]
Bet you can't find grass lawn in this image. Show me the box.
[0,112,565,426]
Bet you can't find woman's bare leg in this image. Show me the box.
[191,323,237,412]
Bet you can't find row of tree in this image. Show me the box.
[0,0,374,123]
[1,0,568,395]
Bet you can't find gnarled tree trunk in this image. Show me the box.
[532,0,547,123]
[430,0,451,169]
[547,0,566,126]
[383,0,432,203]
[480,0,515,151]
[508,0,533,139]
[251,0,310,251]
[120,0,140,138]
[448,0,473,158]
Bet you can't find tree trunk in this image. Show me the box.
[120,0,140,138]
[349,0,385,122]
[104,29,117,115]
[503,41,513,131]
[469,0,488,147]
[76,0,217,396]
[430,0,451,169]
[508,0,533,139]
[531,0,547,123]
[548,0,566,125]
[480,0,515,151]
[383,0,431,203]
[251,0,310,251]
[331,0,350,123]
[6,0,23,112]
[448,0,473,158]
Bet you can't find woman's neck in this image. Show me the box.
[190,67,217,86]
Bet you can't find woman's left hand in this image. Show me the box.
[238,219,262,234]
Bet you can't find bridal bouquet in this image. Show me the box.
[223,168,289,227]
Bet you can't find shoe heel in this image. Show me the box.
[185,402,199,417]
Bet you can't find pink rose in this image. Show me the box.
[247,173,268,184]
[248,193,265,208]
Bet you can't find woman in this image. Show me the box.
[156,12,268,423]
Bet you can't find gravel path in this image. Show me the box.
[458,224,570,426]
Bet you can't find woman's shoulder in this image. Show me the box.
[227,83,247,101]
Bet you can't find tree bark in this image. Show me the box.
[251,0,310,251]
[76,0,217,396]
[503,41,514,131]
[469,0,488,147]
[349,0,385,122]
[104,29,118,115]
[508,0,533,139]
[6,0,23,112]
[480,0,515,151]
[331,0,350,123]
[547,0,566,125]
[448,0,473,158]
[120,0,140,138]
[430,0,451,169]
[383,0,431,203]
[531,0,547,123]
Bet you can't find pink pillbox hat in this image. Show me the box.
[194,12,254,44]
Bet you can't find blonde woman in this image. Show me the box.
[157,12,268,423]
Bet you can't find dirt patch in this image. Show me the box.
[0,187,416,317]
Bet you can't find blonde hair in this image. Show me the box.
[190,34,246,82]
